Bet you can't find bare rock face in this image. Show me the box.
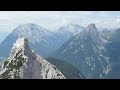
[81,23,108,46]
[0,37,65,79]
[55,24,111,79]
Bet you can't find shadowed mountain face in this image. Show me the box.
[46,57,85,79]
[54,24,111,79]
[106,28,120,78]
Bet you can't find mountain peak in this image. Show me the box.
[83,23,98,35]
[13,37,28,49]
[88,23,95,27]
[85,23,96,31]
[14,37,28,47]
[55,24,110,79]
[0,37,65,79]
[19,23,39,27]
[81,23,105,46]
[14,23,48,34]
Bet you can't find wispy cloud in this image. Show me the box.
[0,11,120,32]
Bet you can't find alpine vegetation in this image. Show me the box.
[0,37,65,79]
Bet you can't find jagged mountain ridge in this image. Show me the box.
[0,37,65,79]
[54,24,111,79]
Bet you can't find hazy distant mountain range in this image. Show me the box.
[0,23,120,79]
[0,23,83,58]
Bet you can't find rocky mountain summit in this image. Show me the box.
[0,37,65,79]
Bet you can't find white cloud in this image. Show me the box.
[116,17,120,23]
[0,11,120,32]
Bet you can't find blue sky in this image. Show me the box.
[0,11,120,32]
